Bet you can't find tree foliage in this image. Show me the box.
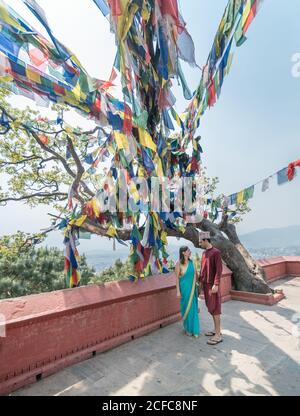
[0,232,95,299]
[0,86,272,295]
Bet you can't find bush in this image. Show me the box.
[90,258,135,284]
[0,233,202,299]
[0,246,96,299]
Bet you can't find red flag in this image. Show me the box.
[157,0,179,25]
[107,0,121,16]
[39,134,49,145]
[208,80,216,108]
[123,102,132,135]
[29,48,49,69]
[244,0,257,34]
[287,159,300,181]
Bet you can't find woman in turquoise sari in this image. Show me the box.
[175,246,200,338]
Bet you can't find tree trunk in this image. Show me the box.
[167,219,273,294]
[81,217,273,294]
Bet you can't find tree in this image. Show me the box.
[0,86,272,295]
[0,232,96,299]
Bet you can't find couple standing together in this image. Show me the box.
[175,231,223,346]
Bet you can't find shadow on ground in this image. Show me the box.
[12,277,300,396]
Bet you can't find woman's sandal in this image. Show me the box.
[205,331,222,337]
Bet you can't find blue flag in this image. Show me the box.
[92,0,110,16]
[22,0,70,60]
[277,168,289,185]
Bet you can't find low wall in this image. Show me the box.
[257,256,300,282]
[0,256,299,395]
[0,274,180,395]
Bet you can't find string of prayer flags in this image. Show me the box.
[22,0,70,61]
[227,159,299,208]
[0,0,272,282]
[184,0,263,137]
[0,0,126,129]
[64,228,81,288]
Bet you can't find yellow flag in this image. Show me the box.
[155,155,164,177]
[151,212,159,239]
[242,0,252,27]
[0,75,13,83]
[237,191,244,205]
[114,132,128,150]
[69,215,87,227]
[139,128,157,152]
[0,3,24,32]
[120,3,139,40]
[72,82,86,101]
[26,68,41,84]
[129,181,140,203]
[116,0,131,39]
[91,198,100,217]
[106,225,117,238]
[138,166,146,177]
[161,231,168,246]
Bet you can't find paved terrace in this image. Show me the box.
[12,277,300,396]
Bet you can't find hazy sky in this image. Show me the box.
[0,0,299,251]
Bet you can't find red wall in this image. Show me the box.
[0,257,299,395]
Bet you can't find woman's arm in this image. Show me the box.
[194,261,201,293]
[175,262,181,298]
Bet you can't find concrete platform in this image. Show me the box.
[11,277,300,396]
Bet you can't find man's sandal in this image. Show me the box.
[205,331,222,337]
[207,338,223,345]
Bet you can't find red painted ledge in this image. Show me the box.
[230,290,285,306]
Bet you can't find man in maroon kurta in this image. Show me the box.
[199,232,223,345]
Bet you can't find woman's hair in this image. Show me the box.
[179,246,189,265]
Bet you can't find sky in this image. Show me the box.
[0,0,299,251]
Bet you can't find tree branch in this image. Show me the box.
[66,135,95,200]
[0,192,68,205]
[0,105,95,205]
[0,105,77,180]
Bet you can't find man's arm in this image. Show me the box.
[198,254,204,284]
[213,250,223,286]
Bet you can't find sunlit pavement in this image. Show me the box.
[12,277,300,396]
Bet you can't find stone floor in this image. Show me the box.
[12,277,300,396]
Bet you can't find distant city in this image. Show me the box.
[84,225,300,272]
[85,246,300,273]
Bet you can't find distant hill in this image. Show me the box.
[240,225,300,249]
[77,226,300,271]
